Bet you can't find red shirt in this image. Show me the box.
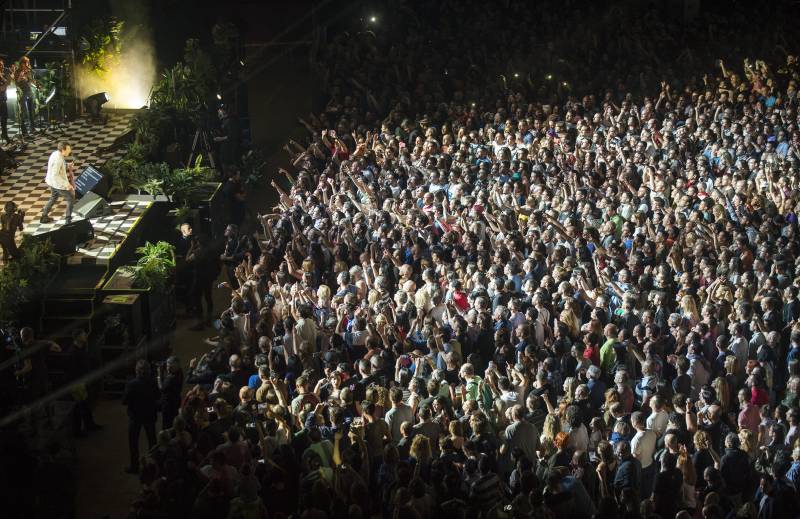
[751,386,769,406]
[583,344,600,366]
[453,291,469,311]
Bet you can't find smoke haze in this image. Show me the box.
[75,0,156,109]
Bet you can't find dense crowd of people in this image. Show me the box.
[118,2,800,519]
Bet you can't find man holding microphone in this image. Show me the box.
[40,142,74,224]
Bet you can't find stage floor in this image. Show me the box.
[0,112,135,265]
[27,199,153,265]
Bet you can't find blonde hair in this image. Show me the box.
[559,308,580,338]
[739,428,757,459]
[563,377,578,401]
[724,355,738,377]
[693,430,710,450]
[410,434,432,463]
[681,295,701,322]
[712,377,730,414]
[541,413,561,445]
[317,284,331,302]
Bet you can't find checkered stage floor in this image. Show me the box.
[0,112,149,266]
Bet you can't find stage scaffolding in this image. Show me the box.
[0,0,80,128]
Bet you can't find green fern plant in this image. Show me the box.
[136,178,164,197]
[130,241,175,291]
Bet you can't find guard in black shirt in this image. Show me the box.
[122,360,159,474]
[66,329,102,436]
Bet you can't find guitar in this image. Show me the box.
[67,161,76,191]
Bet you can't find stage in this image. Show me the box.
[0,111,140,265]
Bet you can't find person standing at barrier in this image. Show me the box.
[122,359,159,474]
[157,356,183,430]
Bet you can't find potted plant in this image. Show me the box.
[130,241,175,291]
[102,241,176,340]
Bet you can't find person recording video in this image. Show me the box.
[0,200,24,260]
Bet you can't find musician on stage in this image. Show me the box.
[0,59,13,143]
[40,141,74,224]
[12,56,36,135]
[0,200,24,260]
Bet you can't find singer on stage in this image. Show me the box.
[40,142,74,224]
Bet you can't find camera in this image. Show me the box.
[0,327,18,348]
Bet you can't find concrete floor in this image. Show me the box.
[74,285,231,519]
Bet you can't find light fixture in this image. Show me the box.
[546,74,553,80]
[369,15,377,22]
[514,72,519,78]
[216,93,222,100]
[84,92,109,119]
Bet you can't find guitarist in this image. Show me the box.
[40,141,74,224]
[12,56,36,135]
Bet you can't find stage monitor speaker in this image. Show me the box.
[34,219,94,255]
[74,164,110,199]
[74,191,111,219]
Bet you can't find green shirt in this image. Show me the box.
[599,339,618,375]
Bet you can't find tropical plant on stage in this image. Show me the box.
[78,17,125,76]
[149,40,216,122]
[164,155,217,203]
[136,177,165,198]
[0,237,60,325]
[106,142,149,195]
[130,241,175,291]
[130,107,177,161]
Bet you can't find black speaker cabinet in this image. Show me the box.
[34,219,94,254]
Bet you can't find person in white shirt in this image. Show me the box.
[631,411,657,497]
[41,142,74,224]
[646,395,669,436]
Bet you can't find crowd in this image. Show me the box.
[120,2,800,519]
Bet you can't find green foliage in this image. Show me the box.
[130,107,178,161]
[78,18,124,76]
[136,178,165,197]
[131,241,175,291]
[107,147,215,200]
[0,237,60,325]
[107,36,222,199]
[241,149,269,189]
[34,62,73,111]
[106,142,148,195]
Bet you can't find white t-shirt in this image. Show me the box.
[646,410,669,437]
[631,429,657,469]
[45,150,70,190]
[567,423,589,452]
